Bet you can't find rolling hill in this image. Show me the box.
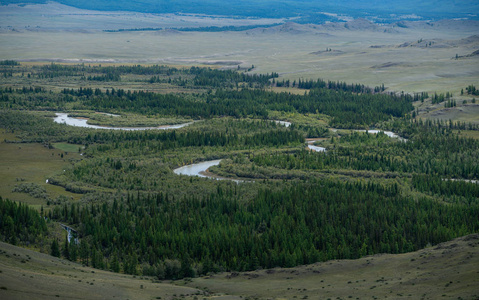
[1,234,478,299]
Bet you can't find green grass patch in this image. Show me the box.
[52,143,82,153]
[0,130,82,206]
[268,110,330,127]
[454,130,479,140]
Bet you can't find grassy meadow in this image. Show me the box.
[0,130,82,207]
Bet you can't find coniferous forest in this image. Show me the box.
[0,62,478,279]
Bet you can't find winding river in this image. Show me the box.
[173,160,222,178]
[274,120,292,127]
[173,159,245,183]
[53,113,193,130]
[55,114,405,180]
[356,129,407,142]
[307,142,327,152]
[331,128,407,142]
[173,140,327,181]
[445,179,479,184]
[305,129,407,152]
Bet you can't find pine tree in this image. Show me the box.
[70,242,78,262]
[62,233,69,260]
[180,255,195,278]
[80,240,90,265]
[111,252,120,273]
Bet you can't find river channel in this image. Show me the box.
[331,128,407,142]
[173,159,246,183]
[307,142,327,152]
[173,160,222,178]
[54,114,404,180]
[53,113,193,130]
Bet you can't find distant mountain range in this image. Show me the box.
[1,0,478,21]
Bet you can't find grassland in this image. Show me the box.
[0,62,206,95]
[0,241,201,300]
[267,111,330,127]
[1,3,478,94]
[2,29,477,95]
[183,234,479,300]
[420,103,479,124]
[0,130,82,207]
[455,129,479,139]
[412,94,479,126]
[52,142,82,153]
[1,234,477,300]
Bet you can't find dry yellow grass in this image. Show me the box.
[0,242,201,300]
[184,234,479,300]
[1,234,478,300]
[19,61,192,69]
[1,24,477,94]
[268,86,307,95]
[420,103,479,125]
[454,129,479,139]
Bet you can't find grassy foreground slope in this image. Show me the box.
[1,234,478,300]
[0,241,201,300]
[184,234,479,300]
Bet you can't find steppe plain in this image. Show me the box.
[1,2,478,94]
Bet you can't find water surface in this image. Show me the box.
[173,159,222,178]
[307,144,327,152]
[274,120,292,127]
[53,113,193,130]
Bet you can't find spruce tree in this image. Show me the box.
[62,233,69,260]
[51,239,60,257]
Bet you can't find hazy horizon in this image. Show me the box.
[1,0,478,22]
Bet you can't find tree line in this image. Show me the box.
[0,197,48,246]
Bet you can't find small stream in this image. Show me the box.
[60,223,79,244]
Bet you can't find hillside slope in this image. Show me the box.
[184,234,479,299]
[0,242,201,300]
[1,234,478,299]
